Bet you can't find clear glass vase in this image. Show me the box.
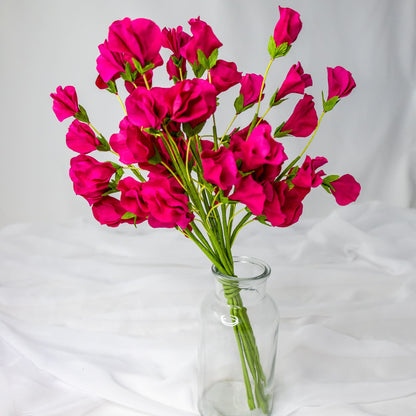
[198,256,279,416]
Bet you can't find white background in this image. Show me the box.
[0,0,415,228]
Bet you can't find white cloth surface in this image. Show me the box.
[1,201,416,415]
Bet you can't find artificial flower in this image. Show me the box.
[273,7,302,47]
[66,120,100,154]
[51,86,79,122]
[209,59,242,93]
[330,174,361,205]
[239,73,264,108]
[92,196,135,227]
[274,62,312,102]
[281,94,318,137]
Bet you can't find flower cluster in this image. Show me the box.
[51,5,360,253]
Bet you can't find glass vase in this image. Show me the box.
[197,256,279,416]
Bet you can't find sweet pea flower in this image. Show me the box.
[92,196,136,227]
[69,155,116,205]
[109,117,156,165]
[96,40,125,83]
[329,174,361,205]
[209,60,242,94]
[162,26,191,56]
[167,78,217,128]
[281,94,318,137]
[263,181,303,227]
[142,174,194,229]
[236,124,288,173]
[126,87,169,129]
[273,7,302,47]
[66,120,100,154]
[327,66,356,100]
[229,176,266,216]
[274,62,312,102]
[107,17,163,69]
[181,17,222,65]
[291,156,327,200]
[239,73,264,108]
[117,177,149,220]
[201,147,239,191]
[51,86,79,122]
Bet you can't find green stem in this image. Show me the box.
[298,111,325,158]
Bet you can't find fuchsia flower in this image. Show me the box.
[274,62,312,102]
[162,26,191,80]
[126,87,169,129]
[327,66,356,100]
[239,73,264,108]
[96,40,126,83]
[273,7,302,47]
[117,177,149,221]
[201,146,239,191]
[168,78,218,128]
[229,176,266,216]
[107,17,163,69]
[69,155,116,205]
[329,174,361,205]
[209,60,242,94]
[281,94,318,137]
[66,120,100,154]
[291,156,327,200]
[181,17,222,64]
[92,196,135,227]
[109,117,156,164]
[263,181,303,227]
[234,124,287,173]
[51,86,79,122]
[142,174,194,229]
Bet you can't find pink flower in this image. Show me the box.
[235,124,287,173]
[51,86,79,122]
[209,60,242,94]
[142,174,194,229]
[167,79,218,128]
[263,181,303,227]
[107,17,163,69]
[229,176,266,216]
[330,174,361,206]
[66,120,100,154]
[109,117,156,165]
[239,73,264,108]
[117,177,149,221]
[92,196,136,227]
[291,156,327,199]
[96,40,125,83]
[69,155,116,205]
[201,147,239,191]
[125,87,169,129]
[273,7,302,47]
[274,62,312,102]
[281,94,318,137]
[162,26,191,56]
[181,17,222,64]
[327,66,356,100]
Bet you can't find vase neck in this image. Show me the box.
[212,256,271,305]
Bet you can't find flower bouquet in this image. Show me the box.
[51,5,360,415]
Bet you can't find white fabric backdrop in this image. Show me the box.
[1,201,416,415]
[0,0,415,226]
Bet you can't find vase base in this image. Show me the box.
[198,380,271,416]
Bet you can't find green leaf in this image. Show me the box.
[143,127,163,137]
[208,48,219,69]
[322,91,339,112]
[323,174,340,184]
[182,121,206,137]
[96,134,110,151]
[115,168,124,183]
[106,80,118,94]
[197,49,210,70]
[234,94,245,114]
[273,122,289,138]
[256,215,271,227]
[191,60,206,78]
[121,212,137,220]
[109,161,123,170]
[268,36,278,59]
[74,104,89,123]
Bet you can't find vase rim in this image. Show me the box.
[211,255,271,282]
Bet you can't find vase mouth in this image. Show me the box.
[211,256,271,282]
